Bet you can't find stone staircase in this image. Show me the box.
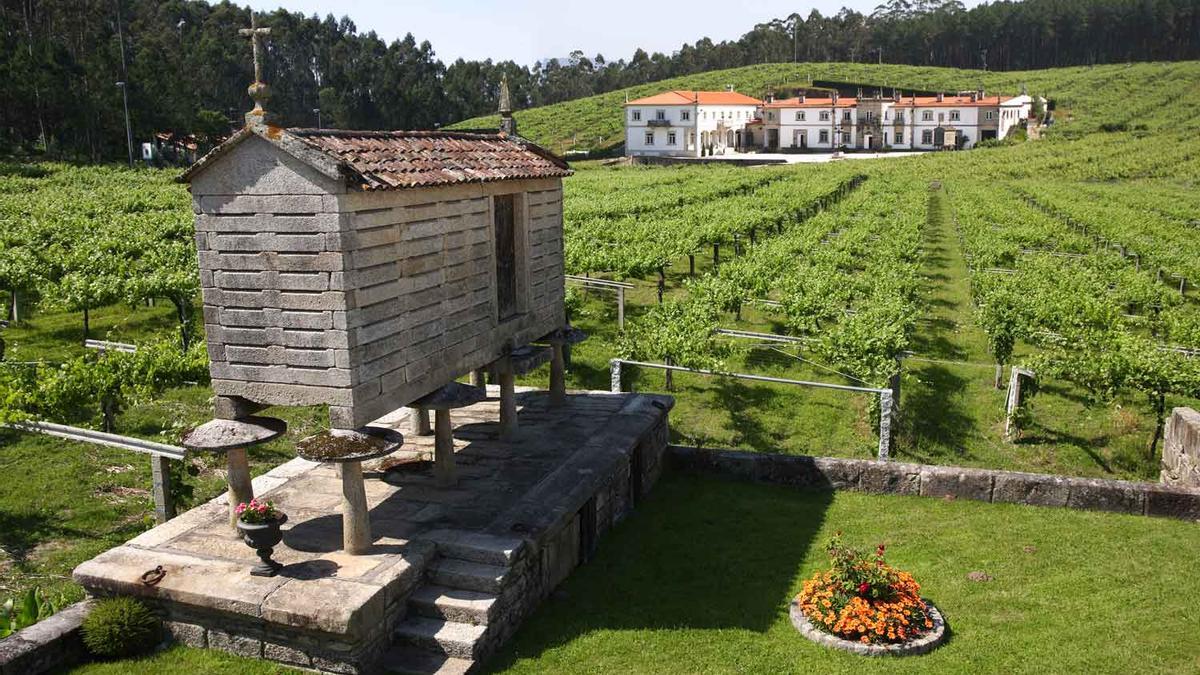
[382,530,527,674]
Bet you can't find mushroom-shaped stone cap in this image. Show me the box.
[295,426,403,463]
[181,416,287,452]
[412,381,487,411]
[545,326,587,345]
[507,345,550,375]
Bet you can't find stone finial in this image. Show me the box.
[499,75,518,136]
[239,12,275,128]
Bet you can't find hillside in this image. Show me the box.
[450,61,1200,153]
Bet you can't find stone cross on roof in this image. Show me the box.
[498,75,518,136]
[239,12,273,126]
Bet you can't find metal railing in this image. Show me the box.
[609,358,897,460]
[565,275,633,329]
[7,420,184,522]
[84,339,138,353]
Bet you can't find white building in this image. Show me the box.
[757,91,1037,151]
[624,89,762,158]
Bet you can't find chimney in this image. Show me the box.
[498,75,517,136]
[832,91,839,104]
[765,89,775,104]
[936,92,944,102]
[799,93,806,104]
[726,84,735,92]
[970,91,978,102]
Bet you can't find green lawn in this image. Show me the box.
[488,475,1200,674]
[65,475,1200,674]
[0,384,326,605]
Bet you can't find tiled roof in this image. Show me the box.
[893,95,1005,108]
[287,129,571,190]
[625,90,763,106]
[762,97,859,109]
[763,95,1013,109]
[180,127,570,190]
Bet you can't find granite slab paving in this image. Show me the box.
[74,387,635,645]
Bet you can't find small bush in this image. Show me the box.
[81,597,161,658]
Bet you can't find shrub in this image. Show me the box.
[796,533,932,645]
[81,597,161,658]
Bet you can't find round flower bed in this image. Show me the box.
[791,534,947,656]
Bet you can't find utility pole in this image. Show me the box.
[878,46,883,65]
[313,108,322,129]
[115,0,133,166]
[980,48,988,71]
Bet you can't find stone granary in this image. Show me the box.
[181,125,572,431]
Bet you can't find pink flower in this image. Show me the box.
[858,582,870,595]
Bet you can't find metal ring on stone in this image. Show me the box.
[140,565,166,586]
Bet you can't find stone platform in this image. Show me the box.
[74,388,673,674]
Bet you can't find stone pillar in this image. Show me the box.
[877,391,894,461]
[470,369,487,388]
[410,407,432,436]
[339,462,371,554]
[1004,367,1036,440]
[610,359,623,393]
[225,448,254,530]
[1161,407,1200,487]
[434,409,456,487]
[549,340,567,406]
[150,455,175,524]
[499,357,518,440]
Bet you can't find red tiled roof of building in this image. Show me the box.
[181,127,571,190]
[625,90,762,106]
[762,96,859,109]
[893,95,1005,108]
[763,94,1009,109]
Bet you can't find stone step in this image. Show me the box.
[381,643,474,675]
[429,558,509,594]
[421,529,526,566]
[410,584,498,626]
[393,616,487,661]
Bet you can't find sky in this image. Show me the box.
[243,0,980,66]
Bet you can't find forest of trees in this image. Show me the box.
[2,0,1198,161]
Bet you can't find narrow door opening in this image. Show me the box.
[494,194,517,320]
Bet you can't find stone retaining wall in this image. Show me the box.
[0,601,93,675]
[1162,407,1200,488]
[670,447,1200,521]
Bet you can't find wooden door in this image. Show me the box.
[494,194,517,320]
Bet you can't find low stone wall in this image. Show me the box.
[670,447,1200,521]
[0,601,93,675]
[1162,407,1200,488]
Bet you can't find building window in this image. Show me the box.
[819,129,830,143]
[922,110,933,121]
[632,110,641,121]
[895,131,904,144]
[921,129,933,144]
[842,110,852,121]
[493,194,519,320]
[819,110,831,121]
[865,111,874,121]
[796,111,805,121]
[681,110,690,121]
[895,111,905,122]
[840,132,850,144]
[644,131,654,145]
[938,112,945,122]
[667,131,677,145]
[655,109,666,121]
[768,112,774,120]
[949,110,960,121]
[985,111,994,120]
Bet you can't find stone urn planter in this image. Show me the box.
[237,513,288,577]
